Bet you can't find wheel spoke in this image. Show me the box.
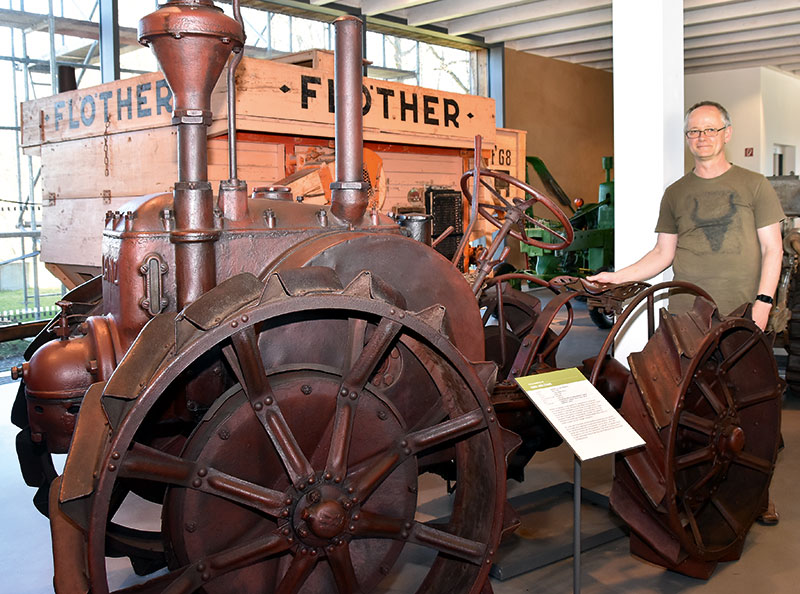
[119,442,286,517]
[678,411,715,435]
[118,534,290,594]
[675,445,715,471]
[681,497,705,550]
[350,408,487,502]
[732,450,773,474]
[719,332,760,373]
[352,511,485,565]
[711,495,744,536]
[694,377,727,415]
[275,553,319,594]
[231,325,314,486]
[327,542,362,594]
[736,387,780,410]
[479,177,510,207]
[326,317,403,479]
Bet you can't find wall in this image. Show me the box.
[685,66,800,176]
[761,68,800,175]
[503,48,614,212]
[684,68,762,173]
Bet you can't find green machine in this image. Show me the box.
[520,156,615,327]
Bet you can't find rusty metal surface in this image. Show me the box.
[611,300,784,579]
[56,272,505,593]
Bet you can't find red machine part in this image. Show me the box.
[610,297,784,578]
[52,270,507,593]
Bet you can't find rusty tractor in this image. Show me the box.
[9,1,784,591]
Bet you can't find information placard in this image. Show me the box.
[515,368,645,461]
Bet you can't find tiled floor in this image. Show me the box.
[1,295,796,593]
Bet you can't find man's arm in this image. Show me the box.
[587,233,677,284]
[752,222,783,330]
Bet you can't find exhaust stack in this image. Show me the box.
[330,16,369,227]
[138,0,244,308]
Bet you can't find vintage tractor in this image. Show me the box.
[8,1,784,591]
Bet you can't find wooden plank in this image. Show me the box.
[41,195,141,267]
[21,71,173,148]
[40,129,285,200]
[210,57,497,149]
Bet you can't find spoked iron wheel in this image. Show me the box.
[58,271,505,594]
[610,297,784,578]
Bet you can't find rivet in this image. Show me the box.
[349,524,356,531]
[302,385,313,395]
[308,476,316,484]
[404,522,412,529]
[282,528,290,536]
[201,572,210,581]
[282,509,289,517]
[340,387,349,397]
[265,397,273,405]
[254,402,263,411]
[377,410,388,420]
[390,309,396,315]
[231,320,238,328]
[349,391,358,400]
[192,478,202,488]
[241,315,249,323]
[107,464,117,472]
[352,514,360,521]
[334,476,342,483]
[185,522,196,532]
[197,562,206,572]
[347,486,354,494]
[197,468,207,477]
[285,497,293,505]
[404,448,411,455]
[400,440,408,447]
[111,451,120,460]
[324,472,332,480]
[401,531,408,538]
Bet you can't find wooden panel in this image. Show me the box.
[41,195,140,267]
[40,130,285,200]
[209,57,497,149]
[378,151,463,213]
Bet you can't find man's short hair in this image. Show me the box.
[684,100,732,131]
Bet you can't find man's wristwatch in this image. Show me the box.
[755,294,774,305]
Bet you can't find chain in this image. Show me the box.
[103,114,110,177]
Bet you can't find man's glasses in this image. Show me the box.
[685,126,727,139]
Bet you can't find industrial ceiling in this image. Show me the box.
[269,0,800,76]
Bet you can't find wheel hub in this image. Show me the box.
[293,484,353,544]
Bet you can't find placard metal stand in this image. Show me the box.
[515,368,646,593]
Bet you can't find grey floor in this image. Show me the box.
[0,293,796,593]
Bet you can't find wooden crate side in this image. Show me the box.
[41,195,142,268]
[378,151,463,214]
[210,57,497,149]
[21,71,173,148]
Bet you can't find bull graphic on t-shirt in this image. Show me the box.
[690,192,736,252]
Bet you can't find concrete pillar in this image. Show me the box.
[612,0,684,364]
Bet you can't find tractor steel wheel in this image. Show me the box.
[56,271,505,594]
[611,298,784,579]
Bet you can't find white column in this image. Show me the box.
[612,0,684,364]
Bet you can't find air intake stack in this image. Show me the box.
[138,0,244,308]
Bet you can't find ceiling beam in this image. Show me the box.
[684,22,800,49]
[508,23,611,51]
[685,0,800,26]
[685,9,800,38]
[405,0,526,27]
[685,36,800,60]
[480,7,610,44]
[685,45,800,68]
[686,55,800,74]
[360,0,434,16]
[444,0,609,37]
[531,37,611,58]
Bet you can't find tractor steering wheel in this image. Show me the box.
[460,168,574,251]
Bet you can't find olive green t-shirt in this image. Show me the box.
[655,165,784,315]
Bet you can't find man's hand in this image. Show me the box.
[586,271,620,284]
[751,299,772,331]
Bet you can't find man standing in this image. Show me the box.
[589,101,784,331]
